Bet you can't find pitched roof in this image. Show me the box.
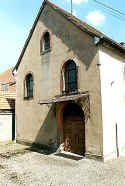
[0,67,15,84]
[13,0,125,71]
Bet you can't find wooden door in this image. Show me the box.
[63,115,85,155]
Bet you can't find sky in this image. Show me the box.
[0,0,125,73]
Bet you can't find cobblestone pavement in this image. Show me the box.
[0,143,125,186]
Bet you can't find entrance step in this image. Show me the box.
[54,151,84,161]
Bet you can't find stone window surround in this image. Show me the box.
[60,58,80,95]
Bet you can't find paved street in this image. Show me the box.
[0,143,125,186]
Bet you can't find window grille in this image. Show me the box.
[64,60,77,92]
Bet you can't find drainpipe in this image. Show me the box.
[116,123,119,158]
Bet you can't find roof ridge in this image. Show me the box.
[13,0,125,72]
[47,1,101,32]
[0,67,14,75]
[47,0,125,48]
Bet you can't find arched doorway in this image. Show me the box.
[63,103,85,155]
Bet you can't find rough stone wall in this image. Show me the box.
[16,4,103,156]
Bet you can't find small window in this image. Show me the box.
[43,32,50,51]
[24,73,33,99]
[64,60,78,93]
[2,84,9,91]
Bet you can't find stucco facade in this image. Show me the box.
[0,91,15,143]
[15,0,125,161]
[0,68,16,143]
[0,111,15,142]
[99,46,125,161]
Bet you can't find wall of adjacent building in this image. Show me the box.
[99,47,125,161]
[0,68,16,93]
[16,4,103,156]
[0,111,14,142]
[0,92,15,143]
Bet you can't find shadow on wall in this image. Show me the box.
[12,111,15,141]
[6,98,15,141]
[6,98,15,110]
[40,6,99,70]
[33,104,59,153]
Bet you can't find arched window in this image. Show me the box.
[43,32,50,51]
[24,73,33,99]
[64,60,78,93]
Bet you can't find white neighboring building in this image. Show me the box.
[0,68,16,143]
[99,47,125,161]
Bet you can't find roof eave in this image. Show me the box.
[103,37,125,54]
[13,0,125,72]
[13,0,48,72]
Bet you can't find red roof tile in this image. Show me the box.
[0,68,15,84]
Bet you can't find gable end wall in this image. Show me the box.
[16,4,103,157]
